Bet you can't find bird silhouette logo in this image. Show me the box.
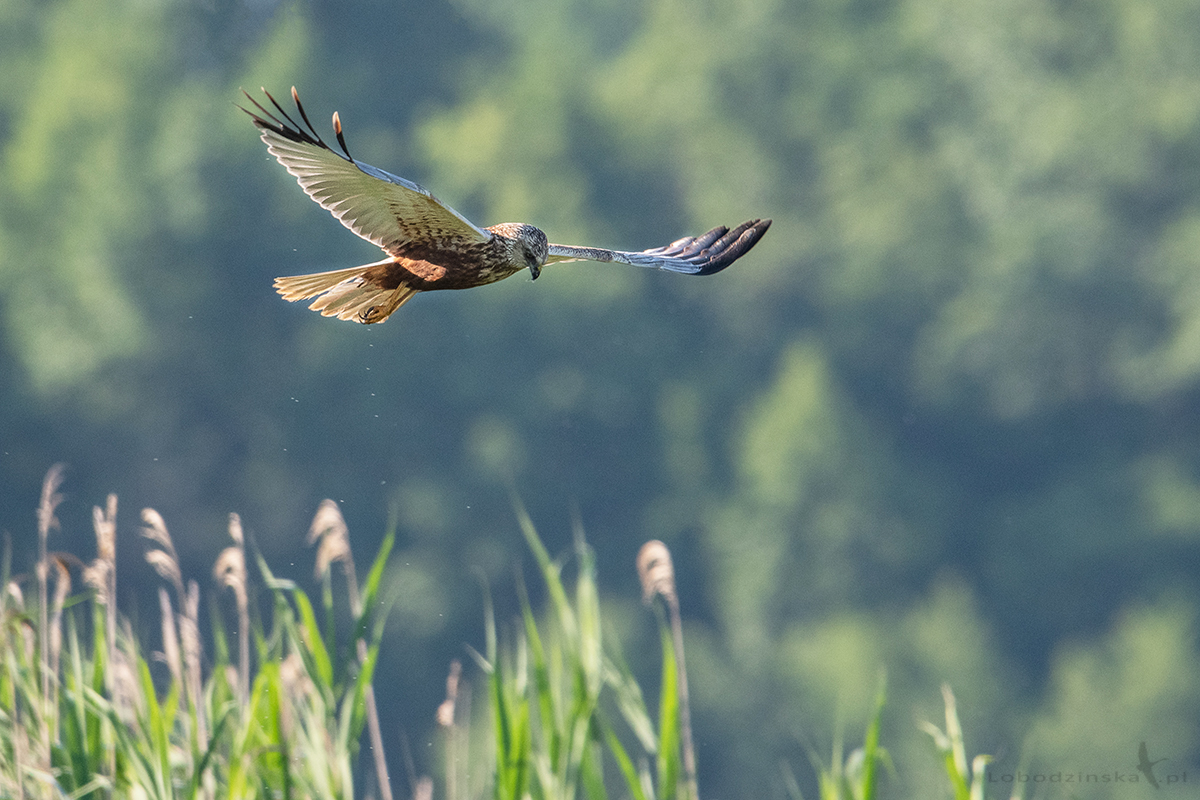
[1136,742,1167,789]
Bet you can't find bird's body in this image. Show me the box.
[242,87,770,323]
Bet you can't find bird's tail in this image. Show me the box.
[274,259,419,324]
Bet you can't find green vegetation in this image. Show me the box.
[2,468,396,799]
[3,0,1200,797]
[4,469,996,799]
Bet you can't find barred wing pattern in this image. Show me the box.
[241,88,491,256]
[546,219,771,276]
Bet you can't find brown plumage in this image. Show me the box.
[242,87,771,324]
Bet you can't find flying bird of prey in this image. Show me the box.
[241,87,771,324]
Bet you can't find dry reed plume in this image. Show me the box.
[307,499,394,800]
[6,466,399,800]
[637,539,699,800]
[141,506,208,745]
[213,512,250,705]
[35,463,64,760]
[436,659,464,800]
[7,465,719,800]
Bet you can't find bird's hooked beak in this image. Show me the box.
[529,263,541,280]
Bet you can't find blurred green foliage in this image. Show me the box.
[3,0,1200,795]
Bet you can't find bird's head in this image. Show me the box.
[489,222,549,279]
[516,224,548,278]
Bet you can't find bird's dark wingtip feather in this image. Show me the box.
[332,111,353,161]
[238,88,283,131]
[239,86,354,163]
[691,218,771,275]
[287,87,333,152]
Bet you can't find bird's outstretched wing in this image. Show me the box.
[545,219,771,276]
[241,87,491,255]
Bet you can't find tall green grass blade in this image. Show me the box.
[969,754,992,800]
[604,653,657,755]
[579,739,606,800]
[291,588,334,691]
[337,637,381,753]
[602,717,650,800]
[65,776,113,799]
[514,501,575,644]
[780,761,805,800]
[920,685,975,800]
[919,720,964,800]
[657,623,680,800]
[357,531,395,623]
[62,612,99,787]
[185,707,231,800]
[250,662,288,793]
[478,583,515,800]
[255,551,294,591]
[517,575,560,770]
[136,655,172,799]
[562,701,595,800]
[573,542,602,701]
[84,684,153,799]
[858,671,887,800]
[943,685,969,787]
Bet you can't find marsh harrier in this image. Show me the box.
[242,88,771,324]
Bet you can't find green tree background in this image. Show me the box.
[3,0,1200,796]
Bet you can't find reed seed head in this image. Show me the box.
[228,512,244,546]
[636,539,677,605]
[83,559,112,604]
[92,494,118,562]
[6,580,24,609]
[145,550,183,591]
[213,546,247,607]
[309,499,351,580]
[436,659,462,728]
[140,508,174,551]
[36,463,65,539]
